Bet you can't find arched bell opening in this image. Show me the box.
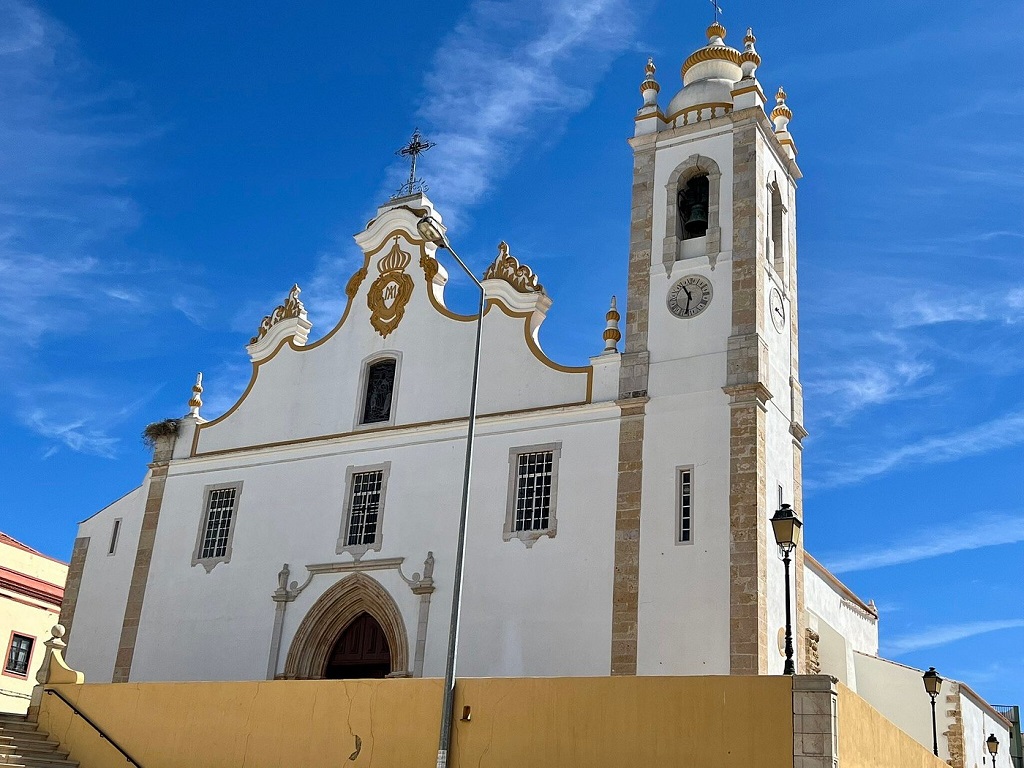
[324,612,392,679]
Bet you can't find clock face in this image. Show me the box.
[769,286,786,332]
[667,274,713,319]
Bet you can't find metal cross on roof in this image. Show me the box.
[709,0,723,22]
[392,128,436,198]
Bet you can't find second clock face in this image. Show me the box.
[769,286,786,332]
[667,274,713,319]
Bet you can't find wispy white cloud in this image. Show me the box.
[823,514,1024,574]
[811,357,934,424]
[410,0,641,218]
[886,619,1024,655]
[892,285,1024,328]
[812,407,1024,489]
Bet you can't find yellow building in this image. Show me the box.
[0,533,66,714]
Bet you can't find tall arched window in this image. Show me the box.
[362,358,396,424]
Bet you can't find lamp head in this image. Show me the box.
[922,667,943,697]
[986,733,999,757]
[417,215,449,249]
[770,503,802,552]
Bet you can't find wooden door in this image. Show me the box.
[324,612,392,679]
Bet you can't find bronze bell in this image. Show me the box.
[684,202,708,236]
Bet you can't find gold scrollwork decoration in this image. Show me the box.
[482,241,544,294]
[367,238,415,338]
[250,284,305,344]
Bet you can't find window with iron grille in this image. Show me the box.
[362,358,397,424]
[504,443,560,545]
[192,482,242,571]
[5,634,33,677]
[337,463,390,558]
[677,467,694,544]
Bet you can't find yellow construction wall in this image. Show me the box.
[838,683,947,768]
[38,676,793,768]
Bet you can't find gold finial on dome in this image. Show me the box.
[740,26,761,75]
[603,296,621,354]
[188,372,203,417]
[706,21,727,41]
[640,56,660,100]
[771,86,793,122]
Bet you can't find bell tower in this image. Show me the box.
[610,22,807,676]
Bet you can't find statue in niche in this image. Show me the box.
[678,174,710,240]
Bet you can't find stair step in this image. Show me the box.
[0,744,69,760]
[0,725,44,736]
[0,740,59,752]
[0,756,78,768]
[0,730,51,742]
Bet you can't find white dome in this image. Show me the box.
[665,22,743,118]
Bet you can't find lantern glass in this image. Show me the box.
[986,734,999,757]
[922,667,943,697]
[417,215,448,248]
[770,504,802,549]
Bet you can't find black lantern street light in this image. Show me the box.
[770,503,802,676]
[922,667,943,756]
[416,214,485,768]
[986,733,1000,766]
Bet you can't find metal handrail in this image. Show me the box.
[43,688,143,767]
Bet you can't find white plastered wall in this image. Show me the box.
[65,484,146,681]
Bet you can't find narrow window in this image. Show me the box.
[678,175,709,240]
[677,467,694,544]
[347,471,384,546]
[107,518,122,556]
[504,443,561,546]
[5,634,33,677]
[362,359,397,424]
[778,484,785,510]
[769,182,785,278]
[337,463,390,559]
[192,483,242,571]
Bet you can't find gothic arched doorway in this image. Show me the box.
[283,573,410,679]
[325,612,392,679]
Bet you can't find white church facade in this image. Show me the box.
[53,20,1014,764]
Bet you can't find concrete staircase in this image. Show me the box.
[0,714,78,768]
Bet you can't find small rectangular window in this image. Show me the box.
[347,470,384,546]
[514,451,554,532]
[778,484,784,510]
[337,463,390,558]
[200,487,237,559]
[192,482,242,571]
[5,634,33,677]
[107,518,122,555]
[504,443,561,546]
[677,467,694,544]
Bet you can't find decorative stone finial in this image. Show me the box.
[482,242,544,294]
[640,57,660,107]
[188,372,203,417]
[740,27,761,79]
[603,296,621,353]
[771,86,793,131]
[706,21,727,43]
[35,624,83,687]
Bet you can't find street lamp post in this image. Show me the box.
[770,503,802,676]
[416,214,485,768]
[922,667,943,756]
[987,733,1000,766]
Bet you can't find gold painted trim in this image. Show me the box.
[634,110,666,123]
[730,84,762,98]
[681,46,742,78]
[190,399,598,459]
[193,229,429,456]
[193,228,591,458]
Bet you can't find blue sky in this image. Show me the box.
[0,0,1021,705]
